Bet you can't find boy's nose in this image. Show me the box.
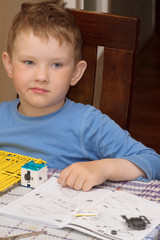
[34,66,49,83]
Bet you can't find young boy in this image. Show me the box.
[1,0,160,191]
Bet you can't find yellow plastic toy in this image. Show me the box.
[0,150,46,192]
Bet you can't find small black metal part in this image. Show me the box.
[121,215,150,230]
[111,230,117,235]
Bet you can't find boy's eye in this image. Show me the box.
[52,63,62,68]
[24,60,34,65]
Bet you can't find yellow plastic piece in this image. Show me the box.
[0,150,46,192]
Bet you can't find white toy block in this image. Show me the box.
[21,160,47,188]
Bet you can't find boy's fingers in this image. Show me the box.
[58,167,88,191]
[73,175,86,191]
[65,171,77,188]
[82,180,94,192]
[57,162,99,191]
[57,167,72,186]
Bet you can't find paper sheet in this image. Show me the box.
[0,177,160,240]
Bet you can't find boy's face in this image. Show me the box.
[3,31,86,117]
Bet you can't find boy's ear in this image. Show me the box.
[70,60,87,86]
[2,52,13,78]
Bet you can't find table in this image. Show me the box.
[0,168,160,240]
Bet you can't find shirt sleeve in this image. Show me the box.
[80,106,160,181]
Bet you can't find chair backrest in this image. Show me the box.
[67,9,140,130]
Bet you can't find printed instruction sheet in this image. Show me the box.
[0,177,160,240]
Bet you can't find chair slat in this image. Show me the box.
[67,44,97,105]
[100,47,136,128]
[69,9,140,51]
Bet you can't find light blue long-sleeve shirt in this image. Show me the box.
[0,98,160,181]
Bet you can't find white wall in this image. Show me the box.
[66,0,84,9]
[0,0,28,102]
[84,0,109,12]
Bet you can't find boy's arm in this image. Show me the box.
[57,159,146,191]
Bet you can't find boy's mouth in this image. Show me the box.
[31,87,49,95]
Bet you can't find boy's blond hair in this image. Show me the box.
[7,0,82,63]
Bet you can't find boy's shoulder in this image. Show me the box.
[66,98,92,110]
[0,99,18,109]
[0,99,19,117]
[65,98,112,124]
[65,98,98,117]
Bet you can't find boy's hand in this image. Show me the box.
[57,158,146,191]
[57,160,108,191]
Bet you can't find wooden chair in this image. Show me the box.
[67,9,140,130]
